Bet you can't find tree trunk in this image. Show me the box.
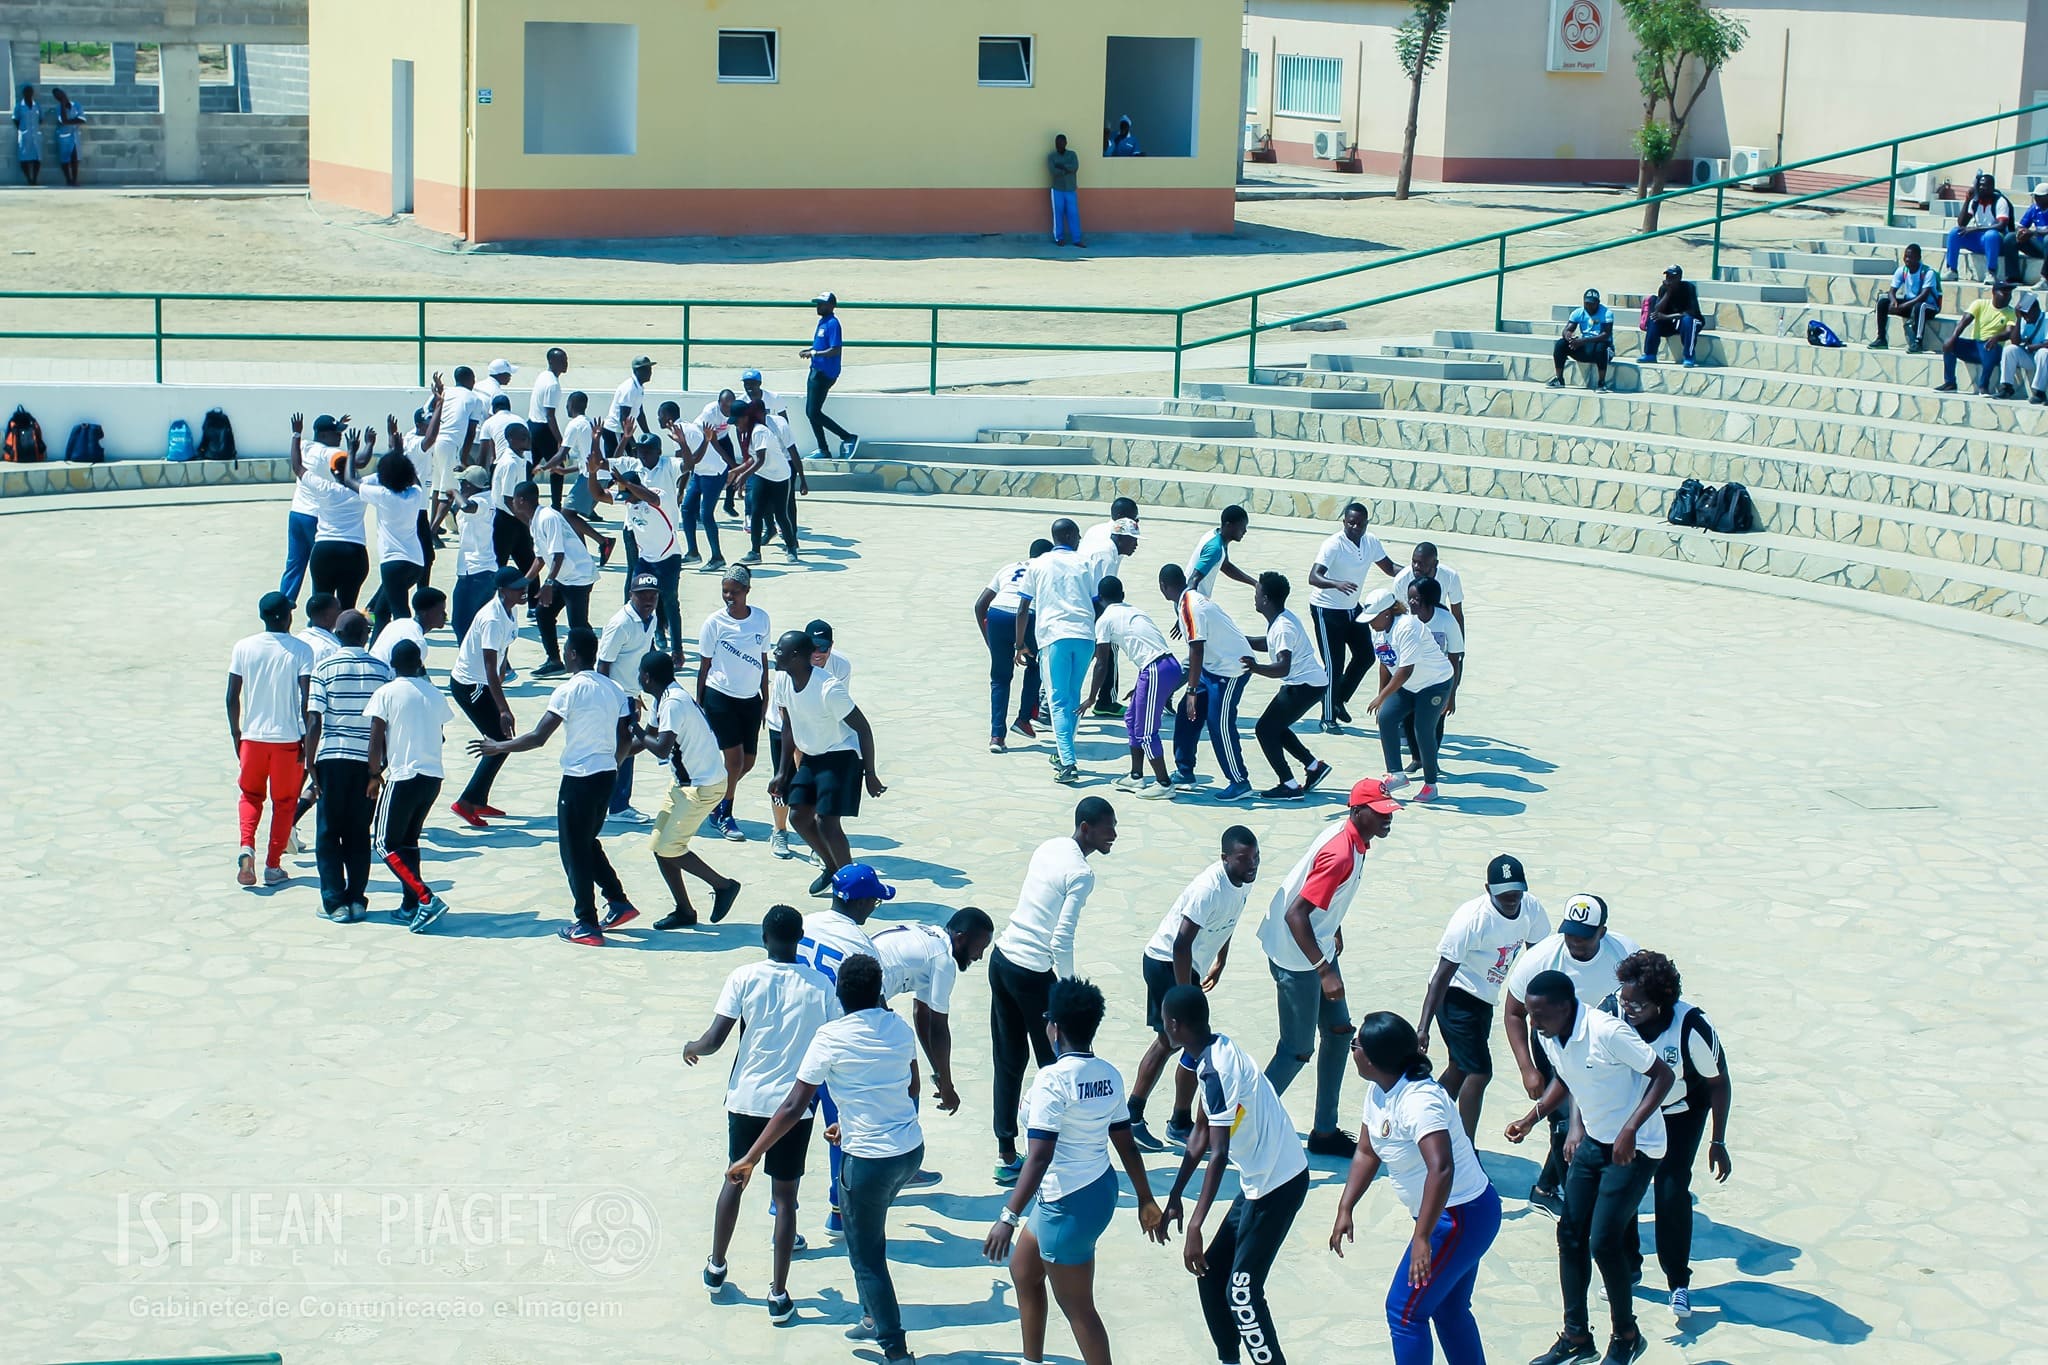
[1395,16,1436,201]
[1641,162,1671,231]
[1634,107,1656,198]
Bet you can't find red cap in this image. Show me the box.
[1349,777,1402,813]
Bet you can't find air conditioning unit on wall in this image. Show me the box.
[1730,146,1771,188]
[1895,163,1935,208]
[1691,157,1728,187]
[1312,129,1350,160]
[1243,120,1266,152]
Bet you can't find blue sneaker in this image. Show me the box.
[1212,781,1254,802]
[824,1207,844,1235]
[409,895,451,934]
[903,1168,942,1189]
[993,1155,1025,1186]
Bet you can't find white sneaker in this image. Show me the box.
[611,806,650,825]
[1136,780,1177,800]
[1671,1287,1691,1319]
[1380,772,1412,795]
[770,830,794,859]
[1112,774,1145,793]
[287,827,306,855]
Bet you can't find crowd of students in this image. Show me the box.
[225,387,1736,1363]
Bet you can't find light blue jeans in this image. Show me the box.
[1050,189,1082,244]
[1041,636,1093,767]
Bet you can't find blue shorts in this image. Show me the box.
[1028,1166,1118,1264]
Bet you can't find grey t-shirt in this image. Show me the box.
[1048,149,1079,192]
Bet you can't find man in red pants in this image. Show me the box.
[227,591,314,887]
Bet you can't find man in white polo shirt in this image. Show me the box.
[468,625,637,946]
[1393,541,1466,635]
[870,907,995,1115]
[1013,518,1102,785]
[598,573,661,825]
[604,355,654,459]
[479,357,515,403]
[988,797,1117,1185]
[363,638,452,932]
[1507,969,1672,1365]
[632,652,743,931]
[1126,825,1259,1150]
[527,348,568,505]
[1161,561,1255,801]
[1245,570,1333,800]
[1415,853,1551,1138]
[1503,892,1641,1216]
[1257,778,1401,1157]
[767,629,886,898]
[1307,501,1399,731]
[516,480,598,679]
[227,591,315,888]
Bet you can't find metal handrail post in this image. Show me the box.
[153,296,164,383]
[416,299,427,386]
[1493,237,1506,329]
[680,303,692,389]
[1244,298,1257,383]
[1173,311,1184,397]
[1711,184,1725,278]
[1886,142,1899,226]
[929,307,939,395]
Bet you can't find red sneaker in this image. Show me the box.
[558,921,604,946]
[599,902,640,931]
[476,804,508,818]
[449,801,490,829]
[599,536,617,567]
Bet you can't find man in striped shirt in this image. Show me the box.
[304,611,394,923]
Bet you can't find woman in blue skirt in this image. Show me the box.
[983,977,1163,1364]
[1330,1011,1503,1365]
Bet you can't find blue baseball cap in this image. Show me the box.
[832,863,896,903]
[741,368,763,383]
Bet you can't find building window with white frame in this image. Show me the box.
[1244,51,1259,112]
[718,30,777,83]
[1275,53,1340,120]
[979,36,1032,86]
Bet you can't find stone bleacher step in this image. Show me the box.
[1549,298,1952,344]
[1747,249,1894,276]
[845,453,2048,633]
[1061,413,1256,439]
[1304,351,1504,381]
[1180,381,1384,410]
[837,440,1090,468]
[1465,324,1946,384]
[1837,223,1948,253]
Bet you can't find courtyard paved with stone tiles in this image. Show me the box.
[2,486,2043,1365]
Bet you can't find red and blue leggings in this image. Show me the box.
[1387,1183,1501,1365]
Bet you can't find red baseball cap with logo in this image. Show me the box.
[1349,778,1403,814]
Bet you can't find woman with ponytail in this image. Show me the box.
[1328,1011,1501,1365]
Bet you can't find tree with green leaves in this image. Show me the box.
[1393,0,1455,201]
[1621,0,1747,230]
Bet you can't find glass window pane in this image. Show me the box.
[718,31,775,81]
[979,37,1029,85]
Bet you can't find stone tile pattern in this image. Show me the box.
[0,457,292,499]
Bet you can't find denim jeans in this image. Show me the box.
[681,473,725,560]
[1040,636,1093,767]
[1945,225,2009,278]
[1641,314,1701,362]
[1944,338,2000,391]
[1559,1136,1657,1340]
[839,1143,926,1358]
[280,509,318,602]
[451,570,494,644]
[1378,679,1452,786]
[984,608,1041,739]
[1050,188,1082,244]
[1262,959,1353,1134]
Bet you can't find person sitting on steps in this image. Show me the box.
[1551,289,1615,391]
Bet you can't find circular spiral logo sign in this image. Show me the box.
[1562,0,1604,52]
[568,1189,660,1280]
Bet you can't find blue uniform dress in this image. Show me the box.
[56,100,85,164]
[14,99,40,166]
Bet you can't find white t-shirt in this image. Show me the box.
[995,837,1096,978]
[654,681,725,787]
[1144,861,1253,969]
[1436,894,1552,1005]
[605,375,645,433]
[1361,1075,1491,1218]
[766,649,850,734]
[296,625,342,666]
[1257,819,1370,972]
[772,669,859,756]
[490,443,525,516]
[625,458,683,562]
[1413,608,1465,660]
[1077,520,1125,582]
[985,560,1031,615]
[563,413,596,471]
[527,371,562,425]
[796,907,875,985]
[370,617,426,667]
[744,425,791,482]
[870,922,960,1013]
[1019,548,1100,647]
[229,631,314,743]
[1266,609,1329,687]
[1095,602,1172,671]
[533,507,597,588]
[477,374,505,403]
[598,604,657,685]
[1188,1033,1307,1199]
[455,495,496,578]
[1178,588,1251,679]
[1309,529,1390,611]
[1503,930,1642,1010]
[543,669,629,776]
[1394,564,1464,608]
[1025,1052,1129,1201]
[1384,613,1455,691]
[714,958,838,1118]
[289,462,322,517]
[359,475,426,565]
[303,460,367,545]
[1539,1004,1668,1155]
[699,606,773,700]
[796,1008,924,1159]
[362,674,450,781]
[480,410,522,462]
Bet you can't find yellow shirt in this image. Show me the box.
[1964,298,2017,342]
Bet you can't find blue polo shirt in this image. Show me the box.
[812,315,844,380]
[1568,304,1614,341]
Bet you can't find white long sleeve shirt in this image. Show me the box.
[994,837,1097,977]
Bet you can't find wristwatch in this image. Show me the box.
[998,1207,1024,1228]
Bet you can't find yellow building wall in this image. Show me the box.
[312,0,1242,241]
[309,0,471,236]
[1244,1,1447,175]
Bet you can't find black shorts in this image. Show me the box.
[729,1110,814,1183]
[703,689,764,755]
[1437,986,1495,1078]
[1142,954,1178,1034]
[528,422,560,461]
[789,750,863,817]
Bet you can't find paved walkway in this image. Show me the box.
[3,487,2043,1365]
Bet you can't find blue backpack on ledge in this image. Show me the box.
[166,418,195,462]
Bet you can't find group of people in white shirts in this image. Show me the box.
[671,767,1733,1365]
[983,499,1469,806]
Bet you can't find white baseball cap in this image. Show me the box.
[487,358,516,377]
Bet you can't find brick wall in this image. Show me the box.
[240,43,306,115]
[196,111,306,182]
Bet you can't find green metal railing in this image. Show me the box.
[0,101,2041,396]
[50,1355,281,1365]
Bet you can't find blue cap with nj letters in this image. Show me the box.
[832,863,895,903]
[1558,892,1609,938]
